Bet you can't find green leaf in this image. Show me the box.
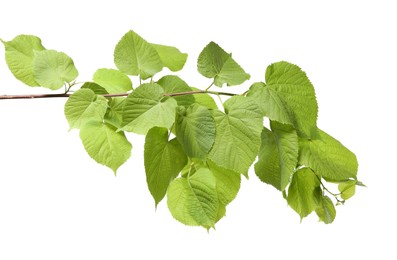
[190,87,218,110]
[2,34,45,86]
[151,43,187,72]
[299,129,358,181]
[114,30,162,79]
[208,96,263,174]
[287,167,321,220]
[120,83,177,134]
[81,82,108,95]
[64,88,108,129]
[197,42,250,87]
[247,61,318,137]
[338,180,357,200]
[254,122,298,191]
[79,122,132,173]
[104,97,125,128]
[32,49,78,90]
[315,196,336,224]
[93,68,132,93]
[167,168,219,228]
[157,75,195,108]
[144,127,187,206]
[175,104,215,159]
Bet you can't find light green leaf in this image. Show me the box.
[121,83,177,134]
[254,122,298,191]
[338,180,357,200]
[151,43,187,72]
[1,34,45,86]
[247,61,318,137]
[144,127,187,206]
[299,129,358,181]
[175,104,215,159]
[157,75,195,108]
[104,97,125,128]
[287,167,321,220]
[190,87,218,110]
[114,30,162,79]
[167,168,219,228]
[79,122,132,173]
[208,96,263,174]
[93,68,132,93]
[81,82,108,95]
[64,88,108,129]
[197,42,250,87]
[32,49,78,90]
[315,196,336,224]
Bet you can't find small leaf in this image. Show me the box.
[157,75,195,108]
[93,68,132,93]
[315,196,336,224]
[167,168,219,228]
[208,96,263,174]
[121,83,177,134]
[2,34,46,86]
[79,122,132,173]
[299,129,358,181]
[338,180,357,200]
[175,104,215,159]
[287,168,321,220]
[144,127,187,206]
[104,97,125,128]
[190,87,218,109]
[114,30,162,79]
[151,43,187,72]
[64,88,108,129]
[33,50,78,90]
[254,122,298,191]
[197,42,250,87]
[81,82,108,95]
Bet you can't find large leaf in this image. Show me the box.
[144,127,187,206]
[175,104,215,159]
[151,43,187,72]
[114,30,162,79]
[93,68,132,93]
[197,41,250,87]
[247,62,318,137]
[254,122,298,191]
[299,129,358,181]
[287,167,321,220]
[32,50,79,90]
[79,122,132,174]
[1,34,45,86]
[208,96,263,174]
[157,75,195,108]
[315,196,336,224]
[167,168,219,228]
[64,88,108,129]
[120,83,177,134]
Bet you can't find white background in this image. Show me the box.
[0,0,396,259]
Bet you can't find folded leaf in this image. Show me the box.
[315,196,336,224]
[151,43,187,72]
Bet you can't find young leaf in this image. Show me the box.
[254,122,298,191]
[175,104,215,159]
[64,88,108,129]
[287,167,321,220]
[79,122,132,174]
[114,30,162,79]
[104,97,125,128]
[144,127,187,206]
[208,96,263,174]
[120,83,177,134]
[299,129,358,182]
[151,43,187,72]
[1,34,45,86]
[32,49,79,90]
[190,87,218,110]
[157,75,195,108]
[81,82,109,95]
[247,62,318,138]
[315,196,336,224]
[197,41,250,87]
[167,168,219,228]
[338,180,357,200]
[93,68,132,93]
